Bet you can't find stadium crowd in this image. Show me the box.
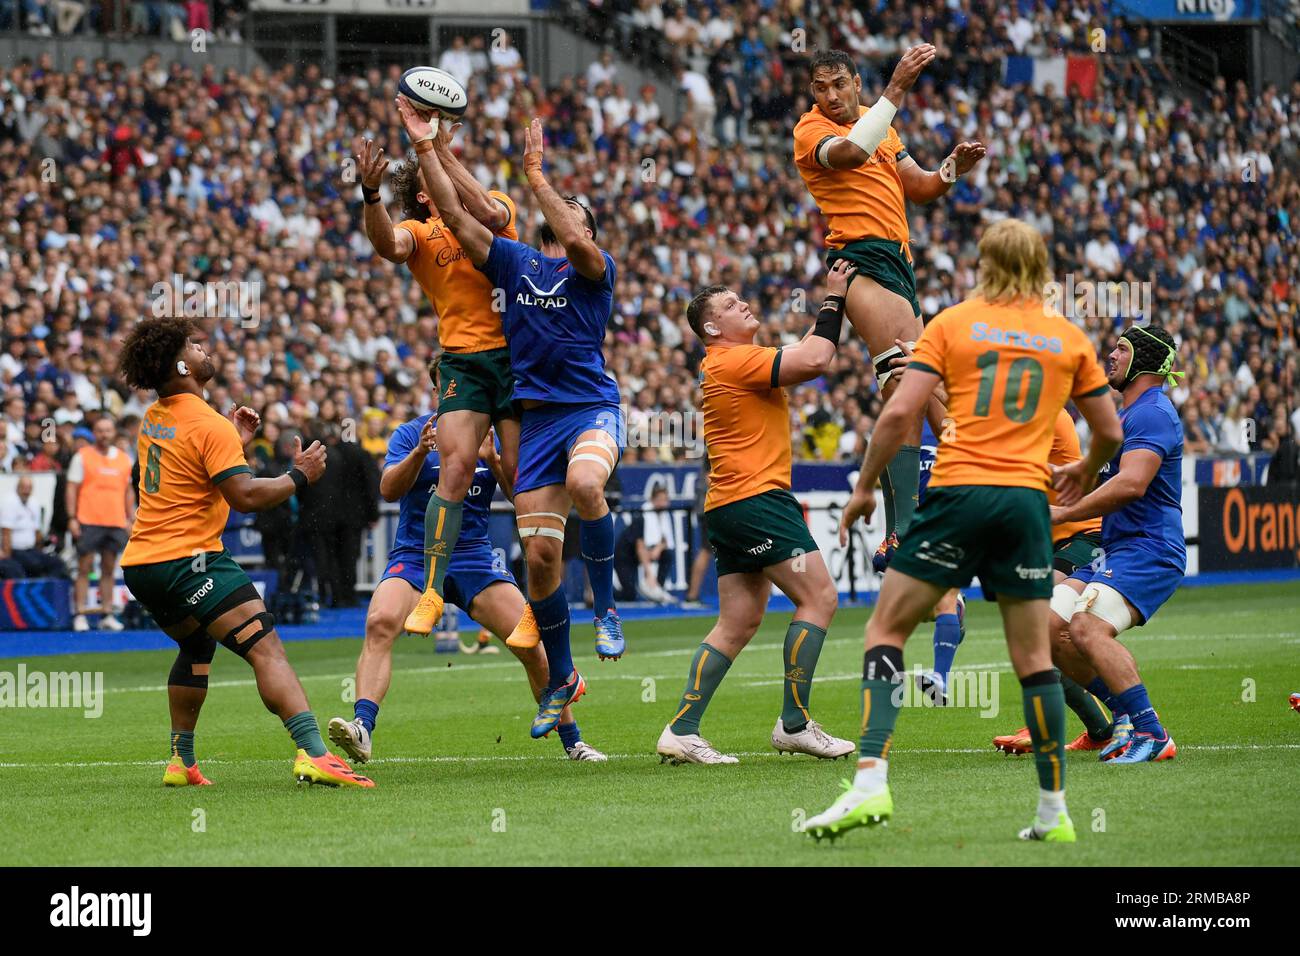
[1,1,1299,599]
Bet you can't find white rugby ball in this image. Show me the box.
[398,66,468,118]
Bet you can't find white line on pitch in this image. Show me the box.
[3,742,1298,771]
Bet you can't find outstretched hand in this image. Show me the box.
[395,96,434,143]
[523,117,544,176]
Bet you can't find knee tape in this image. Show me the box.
[220,610,276,657]
[1050,583,1080,623]
[1075,583,1132,634]
[169,629,216,689]
[872,341,916,390]
[517,512,567,542]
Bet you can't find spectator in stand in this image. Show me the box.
[618,482,675,605]
[438,34,474,89]
[0,474,68,579]
[66,414,133,630]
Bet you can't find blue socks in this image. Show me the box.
[1086,676,1122,716]
[557,721,581,750]
[931,613,962,684]
[580,514,617,614]
[532,586,574,691]
[1116,683,1165,737]
[354,698,380,734]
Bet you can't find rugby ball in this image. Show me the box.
[398,66,468,119]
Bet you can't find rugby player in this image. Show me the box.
[1045,325,1187,765]
[655,260,859,765]
[397,101,624,738]
[803,219,1123,843]
[118,317,372,789]
[327,361,606,762]
[992,408,1116,753]
[794,47,986,571]
[353,121,523,640]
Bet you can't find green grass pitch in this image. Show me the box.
[2,581,1297,866]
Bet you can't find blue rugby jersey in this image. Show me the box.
[478,236,621,407]
[384,414,497,554]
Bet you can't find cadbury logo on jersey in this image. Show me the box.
[970,322,1062,353]
[435,247,469,267]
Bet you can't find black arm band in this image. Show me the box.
[811,295,846,344]
[288,468,308,495]
[362,186,381,205]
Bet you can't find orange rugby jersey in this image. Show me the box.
[793,104,911,250]
[909,296,1109,493]
[397,190,518,353]
[700,343,792,511]
[1048,407,1104,544]
[121,393,251,566]
[70,445,133,527]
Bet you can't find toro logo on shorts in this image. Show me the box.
[746,538,774,556]
[187,578,215,606]
[1015,564,1051,580]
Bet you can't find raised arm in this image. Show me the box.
[395,97,493,266]
[218,437,326,513]
[435,122,511,233]
[380,418,436,502]
[818,44,934,170]
[897,141,986,204]
[776,260,855,385]
[355,137,415,264]
[522,118,606,281]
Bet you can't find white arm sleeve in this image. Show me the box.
[844,97,899,157]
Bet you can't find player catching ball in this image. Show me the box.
[397,100,625,738]
[354,118,523,642]
[118,317,372,789]
[803,219,1123,843]
[794,46,985,570]
[655,260,859,765]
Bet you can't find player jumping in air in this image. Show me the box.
[118,317,373,789]
[654,260,859,766]
[794,46,986,571]
[803,220,1123,843]
[327,361,606,762]
[398,100,624,737]
[1043,325,1187,765]
[354,122,523,641]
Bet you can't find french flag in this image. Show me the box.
[1004,55,1099,99]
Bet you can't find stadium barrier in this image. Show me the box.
[0,457,1295,630]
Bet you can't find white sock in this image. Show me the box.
[1037,788,1067,827]
[853,757,888,794]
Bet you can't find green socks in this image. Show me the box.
[669,643,732,736]
[1021,672,1067,792]
[881,444,921,538]
[858,646,904,758]
[170,730,196,768]
[782,620,827,733]
[284,711,327,758]
[423,494,464,596]
[1060,671,1113,740]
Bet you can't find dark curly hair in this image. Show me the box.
[391,152,431,223]
[809,49,858,83]
[119,316,194,392]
